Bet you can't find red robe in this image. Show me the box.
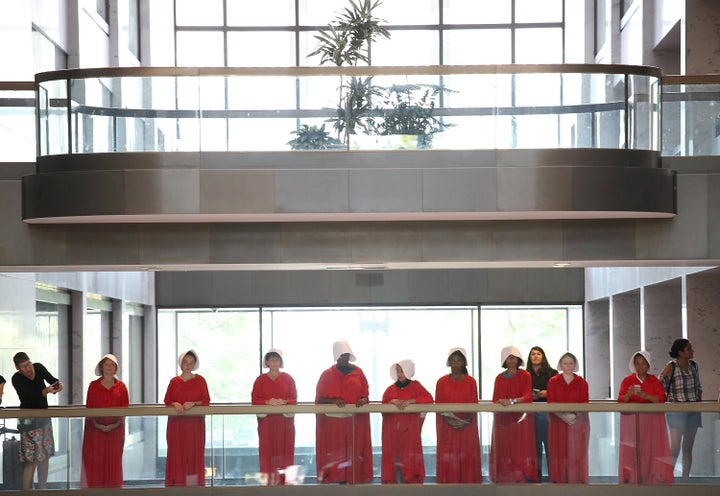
[163,374,211,486]
[490,369,538,482]
[546,373,590,483]
[251,372,298,479]
[315,365,372,483]
[381,380,434,484]
[617,373,674,484]
[434,374,482,483]
[81,378,129,488]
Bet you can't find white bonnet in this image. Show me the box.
[263,348,284,368]
[390,359,415,381]
[556,351,579,373]
[500,346,523,367]
[178,349,200,371]
[95,353,119,376]
[333,340,356,362]
[629,350,652,373]
[446,347,467,366]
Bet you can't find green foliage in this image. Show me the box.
[306,0,390,145]
[287,124,344,150]
[378,83,453,148]
[331,76,383,136]
[308,0,390,67]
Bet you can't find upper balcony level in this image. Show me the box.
[3,65,704,224]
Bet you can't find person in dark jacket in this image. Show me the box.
[11,352,63,490]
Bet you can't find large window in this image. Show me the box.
[173,0,566,67]
[156,303,581,475]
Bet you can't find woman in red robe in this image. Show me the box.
[490,346,538,482]
[618,350,674,484]
[315,340,372,483]
[251,348,297,483]
[381,359,433,484]
[435,347,482,483]
[164,349,211,487]
[546,351,590,483]
[81,354,129,488]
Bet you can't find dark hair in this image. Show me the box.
[669,338,690,359]
[0,375,5,384]
[448,350,469,375]
[526,346,551,372]
[13,352,30,366]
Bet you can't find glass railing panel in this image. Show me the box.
[34,66,663,156]
[0,89,36,162]
[3,404,720,489]
[662,82,720,157]
[37,79,68,156]
[628,74,661,151]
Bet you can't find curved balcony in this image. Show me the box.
[23,65,675,224]
[1,401,719,494]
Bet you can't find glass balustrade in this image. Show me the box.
[31,66,661,155]
[10,69,720,161]
[662,76,720,157]
[0,86,36,162]
[1,402,719,489]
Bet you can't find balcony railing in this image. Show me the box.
[33,65,661,155]
[1,401,718,493]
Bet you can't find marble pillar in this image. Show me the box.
[685,268,720,475]
[70,290,87,406]
[686,269,720,399]
[611,290,642,398]
[585,299,611,398]
[643,278,682,374]
[684,0,720,74]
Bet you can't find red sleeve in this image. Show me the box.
[579,377,589,402]
[251,375,268,405]
[546,375,557,403]
[119,381,129,407]
[283,373,298,405]
[86,380,99,408]
[435,376,447,403]
[519,370,533,403]
[492,374,503,402]
[358,368,370,399]
[196,375,211,405]
[382,384,396,403]
[163,377,177,405]
[617,375,631,402]
[645,375,667,402]
[412,381,434,403]
[316,367,336,403]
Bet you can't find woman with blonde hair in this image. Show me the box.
[251,348,297,482]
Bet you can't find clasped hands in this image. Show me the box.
[556,412,578,425]
[172,401,198,413]
[390,398,415,410]
[330,397,368,408]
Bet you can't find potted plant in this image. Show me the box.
[287,124,343,150]
[377,83,453,149]
[305,0,390,146]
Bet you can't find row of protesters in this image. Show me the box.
[8,337,702,488]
